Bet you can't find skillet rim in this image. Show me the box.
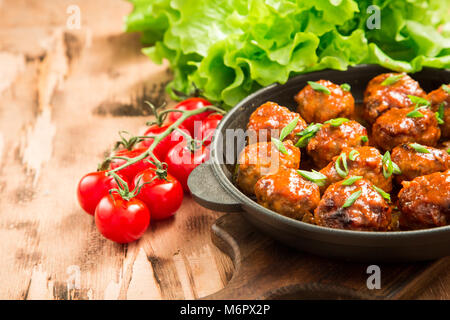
[209,64,450,239]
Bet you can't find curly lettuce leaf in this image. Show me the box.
[125,0,450,108]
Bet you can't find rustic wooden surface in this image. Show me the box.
[0,0,448,300]
[206,214,450,300]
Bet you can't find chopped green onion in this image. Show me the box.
[435,103,445,125]
[442,84,450,94]
[382,151,394,178]
[271,137,287,154]
[342,175,363,186]
[349,150,359,161]
[406,109,424,118]
[392,162,402,175]
[447,148,450,155]
[342,190,362,208]
[279,117,299,141]
[407,95,430,108]
[372,185,391,202]
[340,83,351,92]
[295,123,322,148]
[296,123,323,137]
[297,170,328,187]
[308,81,331,95]
[324,118,350,127]
[335,153,349,178]
[381,74,403,86]
[361,135,368,143]
[409,143,430,154]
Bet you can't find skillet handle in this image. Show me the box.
[188,162,241,212]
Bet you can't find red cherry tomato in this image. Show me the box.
[167,98,213,136]
[134,169,183,220]
[165,141,210,192]
[110,147,155,182]
[77,171,125,215]
[199,113,223,145]
[138,123,191,160]
[95,193,150,244]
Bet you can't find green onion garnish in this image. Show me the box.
[349,150,359,161]
[279,117,299,141]
[335,153,349,178]
[361,135,368,143]
[308,81,331,95]
[409,143,430,154]
[295,123,322,148]
[324,118,350,127]
[342,190,362,208]
[392,161,402,175]
[442,84,450,94]
[372,185,391,202]
[381,74,403,86]
[407,95,430,108]
[435,103,445,125]
[406,109,424,118]
[271,137,287,154]
[340,83,351,92]
[382,151,394,178]
[342,175,363,186]
[297,170,328,187]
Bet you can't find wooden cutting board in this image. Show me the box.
[205,213,450,300]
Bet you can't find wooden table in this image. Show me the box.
[0,0,448,300]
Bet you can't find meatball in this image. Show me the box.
[236,140,300,195]
[295,80,355,123]
[307,120,368,168]
[363,73,426,123]
[427,84,450,139]
[314,179,392,231]
[398,170,450,229]
[372,107,440,151]
[391,144,450,184]
[254,167,320,220]
[247,101,307,144]
[319,146,393,193]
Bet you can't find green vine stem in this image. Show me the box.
[108,105,225,177]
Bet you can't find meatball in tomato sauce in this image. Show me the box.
[254,167,320,220]
[391,144,450,184]
[363,73,426,123]
[427,84,450,139]
[314,179,391,231]
[247,101,307,144]
[319,146,393,193]
[236,140,300,195]
[372,107,440,151]
[307,120,368,169]
[398,170,450,229]
[295,80,355,123]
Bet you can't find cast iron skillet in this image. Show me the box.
[188,64,450,262]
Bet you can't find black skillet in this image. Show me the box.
[188,65,450,262]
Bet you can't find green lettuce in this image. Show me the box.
[125,0,450,109]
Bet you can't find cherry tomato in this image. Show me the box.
[138,123,191,160]
[95,193,150,244]
[165,141,210,192]
[77,171,125,215]
[199,113,223,145]
[110,147,155,182]
[134,169,183,220]
[167,98,213,136]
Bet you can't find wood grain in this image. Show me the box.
[206,214,450,300]
[0,0,233,300]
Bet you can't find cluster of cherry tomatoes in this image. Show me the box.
[76,98,223,243]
